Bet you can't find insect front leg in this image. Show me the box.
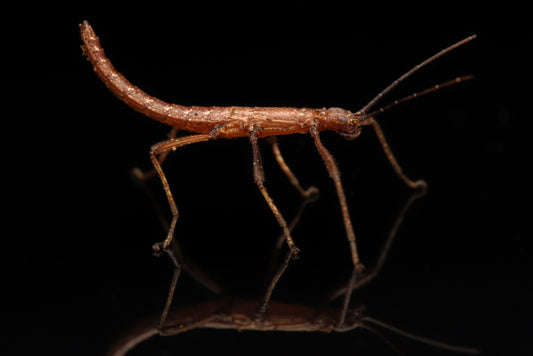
[310,124,365,326]
[328,188,426,300]
[310,125,364,273]
[150,134,212,253]
[368,118,427,190]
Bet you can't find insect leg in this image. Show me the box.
[368,118,427,190]
[159,243,182,331]
[328,188,426,301]
[158,239,224,331]
[133,136,223,330]
[310,125,365,273]
[256,248,293,319]
[310,125,365,326]
[249,130,299,255]
[249,129,298,317]
[132,127,179,182]
[267,137,319,249]
[268,137,319,200]
[150,134,212,253]
[133,172,223,294]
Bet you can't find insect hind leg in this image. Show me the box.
[131,127,180,183]
[150,134,212,253]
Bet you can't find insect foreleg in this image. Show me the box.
[310,125,364,273]
[367,118,427,190]
[310,124,366,326]
[329,188,426,301]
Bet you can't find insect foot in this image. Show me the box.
[304,186,320,202]
[152,241,166,256]
[290,246,301,260]
[355,262,365,274]
[412,179,428,192]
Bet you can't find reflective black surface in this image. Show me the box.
[3,8,530,356]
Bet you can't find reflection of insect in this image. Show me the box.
[106,191,479,356]
[80,20,475,315]
[108,298,480,356]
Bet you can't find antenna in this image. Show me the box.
[360,35,476,114]
[364,75,474,120]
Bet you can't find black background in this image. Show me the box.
[3,5,531,356]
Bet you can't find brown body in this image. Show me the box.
[80,21,360,139]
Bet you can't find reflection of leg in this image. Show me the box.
[159,244,182,330]
[133,160,223,294]
[159,239,224,331]
[249,129,298,318]
[158,241,224,337]
[353,188,426,289]
[337,266,358,327]
[267,137,319,249]
[332,188,426,325]
[361,316,481,354]
[256,249,293,319]
[369,118,427,190]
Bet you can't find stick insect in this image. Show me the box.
[106,191,479,356]
[80,20,475,317]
